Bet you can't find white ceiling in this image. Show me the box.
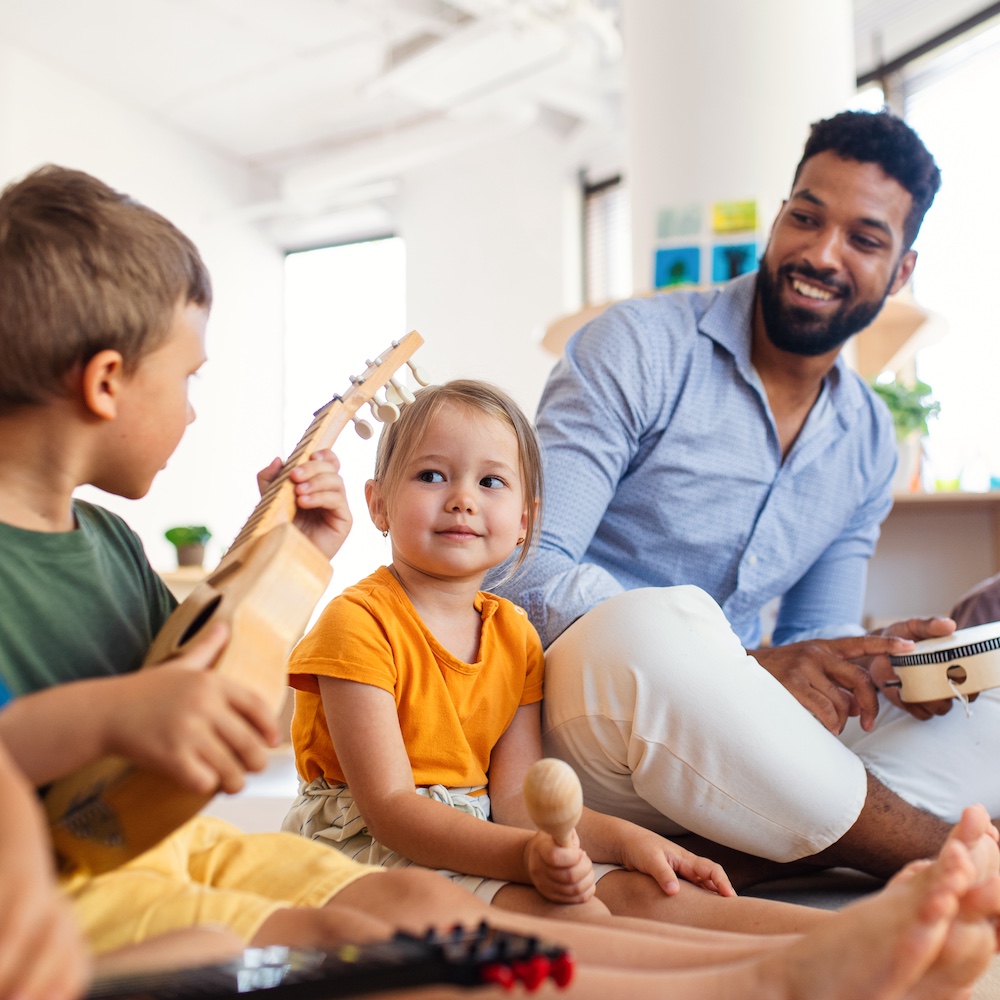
[1,0,992,229]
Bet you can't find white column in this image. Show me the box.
[622,0,855,293]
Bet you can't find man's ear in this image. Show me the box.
[80,350,126,421]
[365,479,389,533]
[889,250,917,295]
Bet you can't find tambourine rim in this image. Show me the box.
[889,620,1000,666]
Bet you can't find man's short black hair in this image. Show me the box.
[793,109,941,249]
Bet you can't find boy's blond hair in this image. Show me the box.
[0,165,211,410]
[373,379,543,575]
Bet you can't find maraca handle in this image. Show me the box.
[523,758,583,847]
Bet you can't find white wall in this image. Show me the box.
[0,41,583,571]
[398,125,578,418]
[0,44,287,571]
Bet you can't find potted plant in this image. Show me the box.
[870,377,940,493]
[164,525,212,568]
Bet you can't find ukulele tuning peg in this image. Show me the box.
[369,391,400,425]
[388,376,416,405]
[406,359,431,387]
[352,416,374,440]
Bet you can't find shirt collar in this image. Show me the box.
[698,270,865,419]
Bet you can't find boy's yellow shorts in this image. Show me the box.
[63,816,381,953]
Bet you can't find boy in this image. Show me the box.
[0,164,522,959]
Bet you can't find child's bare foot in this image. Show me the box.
[945,805,1000,885]
[747,839,977,1000]
[909,874,1000,1000]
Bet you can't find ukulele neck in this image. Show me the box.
[226,331,422,558]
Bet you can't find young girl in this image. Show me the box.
[280,381,954,938]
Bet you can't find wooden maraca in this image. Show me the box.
[523,758,583,847]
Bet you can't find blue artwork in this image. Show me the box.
[653,246,700,288]
[712,242,757,282]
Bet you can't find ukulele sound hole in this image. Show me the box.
[179,596,223,646]
[946,664,968,685]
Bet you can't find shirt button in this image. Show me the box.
[747,554,758,567]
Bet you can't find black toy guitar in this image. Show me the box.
[87,922,575,998]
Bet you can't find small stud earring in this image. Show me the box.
[516,536,525,545]
[382,528,389,538]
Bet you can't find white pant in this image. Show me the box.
[542,586,1000,863]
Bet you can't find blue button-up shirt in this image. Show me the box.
[498,272,897,650]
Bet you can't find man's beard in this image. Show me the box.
[757,259,895,357]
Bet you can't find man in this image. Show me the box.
[497,109,1000,885]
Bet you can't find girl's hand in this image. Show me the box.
[618,826,735,897]
[257,449,352,560]
[524,829,597,904]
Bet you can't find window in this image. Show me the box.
[284,237,406,602]
[582,175,632,305]
[896,17,1000,489]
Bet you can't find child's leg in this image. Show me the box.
[254,842,998,1000]
[554,802,1000,937]
[592,868,830,933]
[94,928,245,977]
[262,868,787,969]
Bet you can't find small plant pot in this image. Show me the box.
[176,543,206,568]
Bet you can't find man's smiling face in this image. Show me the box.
[757,150,916,358]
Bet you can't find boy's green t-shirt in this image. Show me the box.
[0,500,176,695]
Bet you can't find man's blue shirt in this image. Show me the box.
[499,271,897,649]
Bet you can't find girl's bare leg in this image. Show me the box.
[592,869,829,933]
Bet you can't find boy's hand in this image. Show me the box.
[524,829,596,904]
[107,623,280,795]
[618,826,735,897]
[0,752,92,1000]
[257,449,352,560]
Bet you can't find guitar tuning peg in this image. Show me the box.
[352,416,374,440]
[388,376,416,405]
[406,359,431,387]
[384,383,402,406]
[369,391,400,424]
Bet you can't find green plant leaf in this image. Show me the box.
[870,378,941,440]
[164,525,212,548]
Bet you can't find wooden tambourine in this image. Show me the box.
[888,620,1000,703]
[45,332,428,876]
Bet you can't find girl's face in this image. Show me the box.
[372,401,528,586]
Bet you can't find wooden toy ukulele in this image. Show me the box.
[45,332,427,875]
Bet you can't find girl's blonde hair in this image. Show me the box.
[372,379,543,575]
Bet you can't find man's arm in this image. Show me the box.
[751,407,920,734]
[498,300,681,647]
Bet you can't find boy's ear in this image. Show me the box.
[365,479,389,533]
[80,350,126,421]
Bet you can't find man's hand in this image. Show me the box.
[524,829,597,904]
[869,616,959,720]
[751,635,915,735]
[257,448,352,561]
[104,623,280,794]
